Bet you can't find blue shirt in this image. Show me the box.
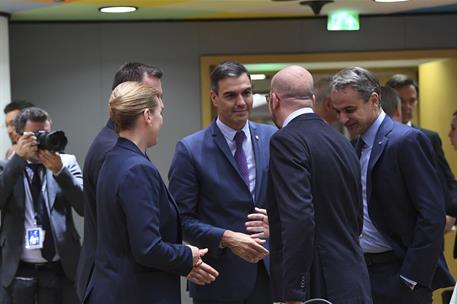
[359,110,393,253]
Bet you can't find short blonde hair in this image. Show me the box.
[109,81,160,132]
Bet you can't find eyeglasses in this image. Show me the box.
[265,93,271,104]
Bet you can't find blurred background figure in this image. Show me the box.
[87,82,218,304]
[379,86,401,122]
[449,111,457,151]
[3,100,34,159]
[386,75,457,236]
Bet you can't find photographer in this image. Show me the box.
[0,107,83,304]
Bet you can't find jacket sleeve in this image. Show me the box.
[0,154,27,210]
[267,132,314,302]
[168,141,225,252]
[119,164,193,276]
[53,154,84,216]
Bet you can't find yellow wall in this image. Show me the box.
[419,58,457,302]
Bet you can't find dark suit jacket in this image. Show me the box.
[363,116,454,289]
[414,126,457,218]
[76,119,117,300]
[168,120,276,301]
[87,138,192,304]
[0,153,84,287]
[267,113,371,303]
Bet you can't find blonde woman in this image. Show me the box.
[86,82,218,304]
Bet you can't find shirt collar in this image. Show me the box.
[406,121,412,127]
[361,110,386,147]
[216,118,251,142]
[283,107,314,128]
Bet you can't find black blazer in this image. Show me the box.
[0,153,84,287]
[76,119,117,300]
[414,126,457,217]
[87,138,192,304]
[267,113,371,303]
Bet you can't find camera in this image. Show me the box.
[34,130,68,152]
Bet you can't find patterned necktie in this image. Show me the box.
[29,164,55,262]
[234,131,249,187]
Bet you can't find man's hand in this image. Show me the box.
[220,230,269,263]
[186,245,219,285]
[445,215,456,234]
[37,150,63,175]
[187,261,219,285]
[15,132,37,160]
[245,207,269,238]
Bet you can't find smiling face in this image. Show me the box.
[331,86,380,137]
[211,73,253,130]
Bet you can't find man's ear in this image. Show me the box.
[370,92,380,108]
[210,91,218,108]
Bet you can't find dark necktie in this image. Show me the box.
[234,131,249,187]
[29,164,55,262]
[356,138,366,159]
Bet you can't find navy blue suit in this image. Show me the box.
[76,120,117,300]
[361,115,454,301]
[267,113,372,303]
[414,126,457,218]
[86,138,192,304]
[168,120,276,302]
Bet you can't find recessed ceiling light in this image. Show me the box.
[99,6,137,14]
[373,0,408,2]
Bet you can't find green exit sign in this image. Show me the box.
[327,11,360,31]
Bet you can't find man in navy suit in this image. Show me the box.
[331,67,454,303]
[169,61,276,303]
[386,74,457,226]
[75,62,164,301]
[266,65,371,304]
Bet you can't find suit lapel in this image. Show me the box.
[45,169,57,210]
[367,116,393,201]
[14,174,26,211]
[211,121,245,180]
[250,122,263,202]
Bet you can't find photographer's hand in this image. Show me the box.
[15,132,38,160]
[37,150,63,175]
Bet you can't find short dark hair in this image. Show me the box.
[14,107,50,135]
[210,61,251,93]
[112,62,163,90]
[385,74,419,96]
[380,86,401,117]
[3,100,35,114]
[330,67,381,103]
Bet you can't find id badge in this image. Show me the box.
[24,227,45,250]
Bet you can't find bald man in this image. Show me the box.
[266,66,371,304]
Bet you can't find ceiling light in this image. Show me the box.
[99,6,137,14]
[251,74,266,80]
[373,0,408,2]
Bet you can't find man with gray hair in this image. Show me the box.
[266,65,371,304]
[331,67,454,303]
